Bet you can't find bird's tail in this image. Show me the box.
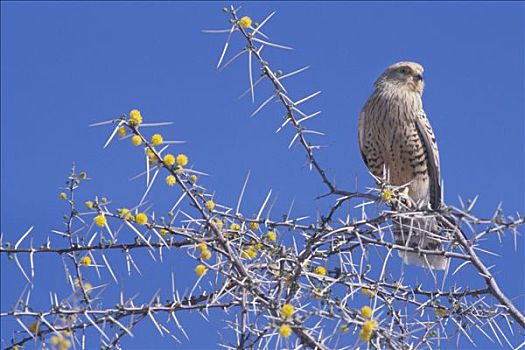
[394,215,448,270]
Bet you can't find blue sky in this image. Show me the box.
[1,2,524,349]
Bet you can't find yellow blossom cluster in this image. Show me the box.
[267,231,276,241]
[50,333,72,350]
[164,154,175,166]
[93,214,106,228]
[85,201,94,209]
[361,306,373,318]
[59,192,67,200]
[201,250,212,260]
[135,213,148,225]
[205,200,215,211]
[197,242,212,260]
[129,109,142,126]
[118,208,133,220]
[361,288,375,297]
[166,175,176,187]
[151,133,163,146]
[280,304,294,318]
[145,148,156,162]
[359,319,378,342]
[242,247,257,260]
[118,126,127,137]
[131,135,142,146]
[279,324,291,338]
[314,266,327,276]
[381,188,393,202]
[74,278,92,293]
[195,264,207,277]
[249,222,259,230]
[239,16,252,28]
[80,255,92,266]
[176,154,188,167]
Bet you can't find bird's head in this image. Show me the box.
[375,61,425,94]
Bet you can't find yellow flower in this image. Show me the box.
[205,200,215,211]
[239,16,252,28]
[131,135,142,146]
[151,133,163,146]
[93,214,106,227]
[359,329,372,342]
[190,175,197,182]
[80,255,92,266]
[60,339,72,350]
[160,228,169,236]
[340,324,349,333]
[119,208,133,220]
[164,154,175,166]
[361,306,373,318]
[213,218,224,230]
[230,223,240,231]
[129,109,142,126]
[85,201,94,209]
[135,213,148,225]
[267,231,276,241]
[166,175,176,187]
[83,283,92,292]
[279,324,292,338]
[362,319,378,333]
[195,264,207,276]
[29,321,40,334]
[435,307,447,317]
[118,126,127,137]
[79,171,87,179]
[145,148,156,160]
[249,222,259,230]
[59,192,67,200]
[50,335,61,345]
[242,248,257,260]
[200,249,212,260]
[361,288,375,297]
[176,154,188,167]
[314,266,327,276]
[280,304,294,318]
[381,188,393,202]
[197,242,207,252]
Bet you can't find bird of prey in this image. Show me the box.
[358,61,447,270]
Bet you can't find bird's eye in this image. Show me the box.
[399,68,408,74]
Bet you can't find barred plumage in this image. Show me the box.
[358,61,447,270]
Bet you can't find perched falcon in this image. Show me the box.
[358,61,447,270]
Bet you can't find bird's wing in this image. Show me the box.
[357,110,370,168]
[414,111,441,208]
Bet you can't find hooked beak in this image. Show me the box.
[415,74,424,82]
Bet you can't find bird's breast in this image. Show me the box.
[361,90,427,187]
